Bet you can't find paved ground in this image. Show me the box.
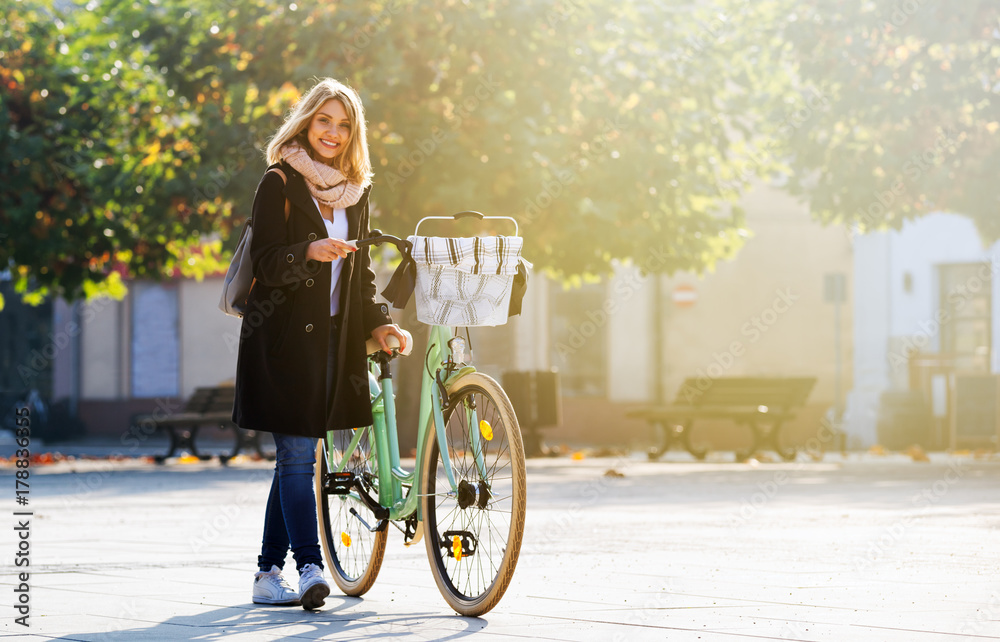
[1,448,999,641]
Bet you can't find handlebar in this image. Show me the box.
[415,213,518,236]
[355,229,412,253]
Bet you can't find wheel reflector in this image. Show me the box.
[342,532,352,547]
[479,419,493,441]
[452,535,463,561]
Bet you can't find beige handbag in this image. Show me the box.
[218,168,289,318]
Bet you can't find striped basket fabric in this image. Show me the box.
[408,235,523,326]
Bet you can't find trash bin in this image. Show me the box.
[502,369,561,457]
[876,389,932,450]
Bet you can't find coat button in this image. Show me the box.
[306,278,314,287]
[286,253,295,263]
[308,232,317,241]
[305,324,314,333]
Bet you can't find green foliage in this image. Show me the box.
[3,0,771,302]
[1,0,242,302]
[9,0,993,304]
[766,0,1000,238]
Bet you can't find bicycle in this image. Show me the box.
[313,216,527,616]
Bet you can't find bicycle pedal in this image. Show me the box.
[441,530,477,559]
[403,518,424,547]
[326,471,355,495]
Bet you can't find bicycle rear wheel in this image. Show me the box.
[420,372,526,616]
[314,430,387,596]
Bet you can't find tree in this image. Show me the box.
[763,0,1000,238]
[0,0,235,309]
[3,0,783,307]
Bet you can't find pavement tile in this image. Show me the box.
[3,455,1000,639]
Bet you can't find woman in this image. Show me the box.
[233,78,407,610]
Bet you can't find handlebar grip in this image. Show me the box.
[354,234,411,252]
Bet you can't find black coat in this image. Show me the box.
[233,162,392,438]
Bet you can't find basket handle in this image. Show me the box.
[415,212,519,237]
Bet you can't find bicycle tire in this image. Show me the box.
[420,372,526,616]
[314,431,387,596]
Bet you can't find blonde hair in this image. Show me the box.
[266,78,373,187]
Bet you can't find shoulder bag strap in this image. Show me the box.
[247,168,292,300]
[264,167,291,221]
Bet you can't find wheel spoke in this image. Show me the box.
[317,430,387,596]
[422,376,525,614]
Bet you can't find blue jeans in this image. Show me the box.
[258,433,323,572]
[258,316,341,572]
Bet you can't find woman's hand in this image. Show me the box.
[306,238,356,262]
[371,324,408,354]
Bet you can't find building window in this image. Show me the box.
[549,281,607,397]
[939,263,991,372]
[131,282,180,397]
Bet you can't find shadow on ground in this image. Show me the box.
[57,597,488,640]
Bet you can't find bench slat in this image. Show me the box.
[673,377,815,408]
[636,376,817,462]
[627,406,797,421]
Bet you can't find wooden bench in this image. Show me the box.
[129,386,270,463]
[627,376,817,462]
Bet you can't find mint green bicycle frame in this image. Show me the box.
[324,324,489,523]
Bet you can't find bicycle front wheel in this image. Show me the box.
[315,430,387,596]
[420,372,526,616]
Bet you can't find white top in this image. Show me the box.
[312,196,349,316]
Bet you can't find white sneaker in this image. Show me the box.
[298,563,331,610]
[252,565,300,605]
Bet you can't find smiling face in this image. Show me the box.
[306,98,351,163]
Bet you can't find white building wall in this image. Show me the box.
[512,270,550,371]
[846,231,891,446]
[606,262,653,402]
[51,297,76,402]
[847,212,1000,446]
[887,213,994,339]
[179,277,243,398]
[80,297,126,399]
